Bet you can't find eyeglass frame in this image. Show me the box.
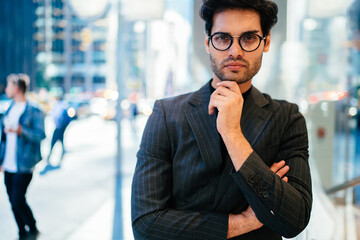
[208,32,267,52]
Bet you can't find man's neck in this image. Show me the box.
[13,94,26,103]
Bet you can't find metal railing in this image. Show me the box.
[326,176,360,195]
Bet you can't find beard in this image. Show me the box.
[210,54,262,84]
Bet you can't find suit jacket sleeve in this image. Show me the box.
[232,103,312,238]
[131,100,228,240]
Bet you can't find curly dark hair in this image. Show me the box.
[200,0,278,37]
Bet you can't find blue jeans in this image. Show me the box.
[4,171,36,236]
[49,127,66,156]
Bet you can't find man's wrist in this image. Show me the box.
[227,211,262,239]
[220,129,243,143]
[227,213,244,239]
[222,131,253,171]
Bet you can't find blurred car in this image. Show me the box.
[90,97,116,120]
[68,99,91,119]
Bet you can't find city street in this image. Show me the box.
[0,114,145,240]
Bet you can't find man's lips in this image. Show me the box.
[224,62,246,71]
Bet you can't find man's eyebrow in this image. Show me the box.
[213,30,261,35]
[240,30,260,35]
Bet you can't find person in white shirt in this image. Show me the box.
[0,74,45,240]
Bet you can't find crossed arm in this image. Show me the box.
[227,160,289,239]
[133,147,296,239]
[133,150,291,240]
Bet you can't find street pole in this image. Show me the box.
[116,0,125,178]
[112,1,125,239]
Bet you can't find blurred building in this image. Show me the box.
[121,0,194,99]
[34,0,112,93]
[0,0,37,92]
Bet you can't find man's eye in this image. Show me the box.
[242,34,257,42]
[214,33,230,41]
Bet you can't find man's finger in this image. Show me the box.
[209,101,216,115]
[208,93,218,115]
[276,165,289,178]
[282,176,288,183]
[270,160,285,173]
[209,95,225,114]
[216,81,241,94]
[214,85,236,96]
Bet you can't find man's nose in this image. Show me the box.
[228,38,244,58]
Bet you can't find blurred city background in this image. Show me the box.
[0,0,360,239]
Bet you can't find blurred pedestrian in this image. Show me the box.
[129,91,139,132]
[47,95,72,166]
[0,73,46,240]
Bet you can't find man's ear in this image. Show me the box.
[205,35,210,54]
[263,31,271,53]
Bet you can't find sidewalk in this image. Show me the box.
[65,198,115,240]
[0,115,143,240]
[63,117,141,240]
[65,175,134,240]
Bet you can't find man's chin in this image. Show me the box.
[220,78,250,84]
[220,72,248,82]
[221,79,237,82]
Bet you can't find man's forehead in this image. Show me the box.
[211,9,262,35]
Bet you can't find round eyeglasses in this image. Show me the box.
[209,32,266,52]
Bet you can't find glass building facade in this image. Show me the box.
[33,0,110,93]
[0,0,37,92]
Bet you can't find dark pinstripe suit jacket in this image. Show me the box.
[131,81,312,240]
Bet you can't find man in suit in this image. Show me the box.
[131,0,312,239]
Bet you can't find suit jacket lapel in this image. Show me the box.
[213,153,235,210]
[213,86,273,209]
[241,86,273,147]
[184,82,223,183]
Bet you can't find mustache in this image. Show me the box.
[221,57,248,66]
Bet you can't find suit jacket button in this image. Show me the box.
[249,176,256,184]
[263,191,269,198]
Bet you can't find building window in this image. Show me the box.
[72,51,85,64]
[93,76,106,84]
[71,74,85,86]
[50,76,64,88]
[93,76,106,91]
[93,51,106,64]
[52,39,64,53]
[93,40,106,51]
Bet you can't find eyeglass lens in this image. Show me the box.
[211,33,262,52]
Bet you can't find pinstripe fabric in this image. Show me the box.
[131,81,312,239]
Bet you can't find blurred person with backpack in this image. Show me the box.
[0,73,46,240]
[46,95,73,166]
